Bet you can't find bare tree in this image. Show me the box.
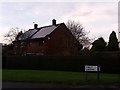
[66,20,91,47]
[4,27,25,44]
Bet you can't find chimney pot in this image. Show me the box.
[52,19,56,25]
[34,24,38,29]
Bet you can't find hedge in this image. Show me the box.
[2,52,120,73]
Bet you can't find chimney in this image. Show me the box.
[34,24,38,29]
[52,19,56,25]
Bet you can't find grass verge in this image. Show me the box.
[2,69,120,85]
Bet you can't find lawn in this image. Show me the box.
[2,69,120,85]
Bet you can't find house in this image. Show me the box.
[13,19,82,56]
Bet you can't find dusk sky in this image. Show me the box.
[0,0,119,44]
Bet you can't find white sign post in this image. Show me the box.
[85,65,98,71]
[85,65,100,81]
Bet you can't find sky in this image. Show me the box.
[0,0,119,44]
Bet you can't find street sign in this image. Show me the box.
[85,65,98,71]
[85,65,100,81]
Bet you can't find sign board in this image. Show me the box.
[85,65,99,71]
[85,65,101,81]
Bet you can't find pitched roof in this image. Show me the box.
[31,25,58,39]
[18,29,38,40]
[18,23,62,41]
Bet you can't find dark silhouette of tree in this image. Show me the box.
[66,20,91,48]
[91,37,106,51]
[2,43,14,56]
[107,31,119,51]
[3,27,25,56]
[15,31,23,41]
[4,27,25,44]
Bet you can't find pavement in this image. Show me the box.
[2,82,120,90]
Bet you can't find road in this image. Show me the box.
[2,82,120,90]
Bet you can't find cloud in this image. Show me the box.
[61,2,117,23]
[59,2,118,41]
[0,2,118,43]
